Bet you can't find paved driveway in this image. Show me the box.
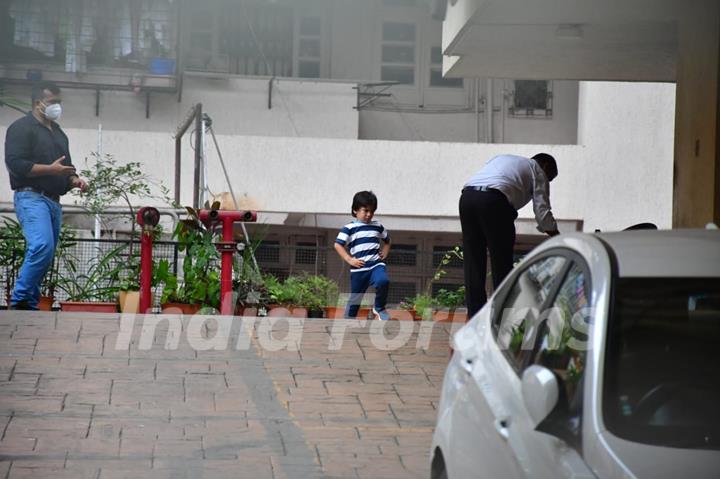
[0,312,456,478]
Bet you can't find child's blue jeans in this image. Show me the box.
[11,191,62,309]
[345,265,389,318]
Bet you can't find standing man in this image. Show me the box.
[4,81,88,310]
[459,153,559,318]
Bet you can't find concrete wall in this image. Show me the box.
[0,81,675,234]
[0,75,359,139]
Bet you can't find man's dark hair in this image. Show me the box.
[531,153,558,181]
[351,191,378,217]
[31,81,60,104]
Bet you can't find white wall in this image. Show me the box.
[0,75,359,139]
[0,78,674,234]
[576,81,675,231]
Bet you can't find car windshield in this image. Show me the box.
[603,278,720,450]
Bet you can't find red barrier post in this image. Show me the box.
[198,209,257,315]
[137,207,160,314]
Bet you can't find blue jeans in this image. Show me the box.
[345,265,389,318]
[11,191,62,309]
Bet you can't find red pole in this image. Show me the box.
[137,207,160,314]
[220,215,234,315]
[198,210,257,315]
[139,227,153,314]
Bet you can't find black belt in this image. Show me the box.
[15,186,60,203]
[462,185,501,194]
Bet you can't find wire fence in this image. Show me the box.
[0,237,467,309]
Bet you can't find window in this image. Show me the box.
[297,15,321,78]
[603,278,720,450]
[381,22,415,85]
[255,240,280,264]
[2,0,177,74]
[432,246,463,268]
[531,263,589,445]
[510,80,553,117]
[388,281,417,305]
[294,242,317,265]
[494,256,566,369]
[386,244,417,267]
[429,47,463,88]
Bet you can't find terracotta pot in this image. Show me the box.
[161,302,201,315]
[432,310,469,323]
[388,309,418,321]
[38,295,54,311]
[324,306,345,319]
[266,305,308,318]
[59,301,118,313]
[119,290,154,314]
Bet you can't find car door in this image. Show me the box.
[450,254,568,478]
[505,259,596,478]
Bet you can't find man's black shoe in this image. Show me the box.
[8,301,34,311]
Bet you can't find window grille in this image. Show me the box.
[386,244,417,267]
[297,15,321,78]
[294,242,317,265]
[255,240,280,264]
[510,80,553,117]
[381,22,415,85]
[2,0,177,75]
[388,281,417,305]
[432,246,463,268]
[429,47,463,88]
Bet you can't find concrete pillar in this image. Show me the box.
[673,0,720,227]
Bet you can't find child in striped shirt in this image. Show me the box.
[334,191,392,320]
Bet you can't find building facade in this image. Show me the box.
[0,0,675,300]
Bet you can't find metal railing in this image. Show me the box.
[0,237,466,308]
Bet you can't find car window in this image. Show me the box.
[603,277,720,450]
[532,263,589,444]
[494,255,566,368]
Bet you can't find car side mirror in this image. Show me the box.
[521,365,559,427]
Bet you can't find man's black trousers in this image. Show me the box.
[459,188,518,318]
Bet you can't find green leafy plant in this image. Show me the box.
[264,274,303,306]
[156,208,221,309]
[434,286,466,312]
[402,293,435,320]
[0,216,25,301]
[76,152,172,257]
[233,227,269,308]
[42,224,78,297]
[55,245,126,302]
[297,273,339,312]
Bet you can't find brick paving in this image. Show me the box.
[0,312,457,478]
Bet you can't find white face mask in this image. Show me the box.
[41,103,62,121]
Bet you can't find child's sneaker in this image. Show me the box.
[372,308,390,321]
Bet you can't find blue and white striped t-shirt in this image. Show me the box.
[335,220,390,273]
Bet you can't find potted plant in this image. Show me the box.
[401,293,435,321]
[264,274,306,317]
[433,286,467,322]
[0,216,26,308]
[232,232,269,316]
[297,274,339,319]
[76,152,172,259]
[41,224,78,311]
[56,245,126,312]
[157,209,221,314]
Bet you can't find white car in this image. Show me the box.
[431,229,720,478]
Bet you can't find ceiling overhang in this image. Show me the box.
[442,0,680,82]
